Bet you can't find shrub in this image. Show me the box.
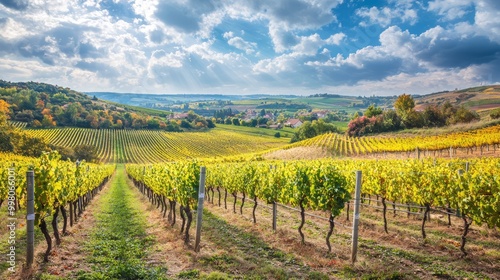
[490,108,500,119]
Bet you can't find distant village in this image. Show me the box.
[170,108,345,129]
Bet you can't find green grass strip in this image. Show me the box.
[75,165,167,280]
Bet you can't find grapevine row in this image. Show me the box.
[327,157,499,256]
[277,125,500,157]
[127,157,499,256]
[8,121,28,129]
[126,161,201,244]
[0,152,115,261]
[25,128,286,163]
[126,161,350,252]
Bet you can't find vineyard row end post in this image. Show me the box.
[195,166,206,252]
[351,170,362,263]
[26,171,35,267]
[269,165,278,232]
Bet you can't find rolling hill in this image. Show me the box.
[414,85,500,114]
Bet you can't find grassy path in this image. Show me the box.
[72,165,167,279]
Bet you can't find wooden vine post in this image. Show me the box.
[194,166,206,252]
[351,170,362,263]
[26,171,35,267]
[270,165,277,232]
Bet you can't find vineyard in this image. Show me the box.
[20,124,500,165]
[127,160,350,252]
[1,150,499,278]
[268,124,500,158]
[2,122,500,278]
[24,127,288,163]
[127,157,500,256]
[0,152,114,262]
[7,121,28,129]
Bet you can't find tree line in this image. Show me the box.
[347,94,481,137]
[0,99,98,161]
[0,80,212,131]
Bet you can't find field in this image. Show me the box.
[264,124,500,160]
[215,123,296,139]
[22,123,500,164]
[2,161,497,279]
[414,85,500,113]
[2,119,500,280]
[24,127,289,163]
[293,96,362,112]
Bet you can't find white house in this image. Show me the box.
[284,118,303,128]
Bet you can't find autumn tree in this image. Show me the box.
[41,114,56,127]
[18,136,48,157]
[364,104,383,118]
[36,99,45,110]
[32,120,42,128]
[0,99,10,126]
[74,144,99,163]
[394,94,415,119]
[115,119,123,129]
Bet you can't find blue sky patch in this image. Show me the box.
[0,0,499,95]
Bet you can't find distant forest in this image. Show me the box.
[0,80,213,131]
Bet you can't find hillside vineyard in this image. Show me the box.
[281,125,500,156]
[24,128,285,163]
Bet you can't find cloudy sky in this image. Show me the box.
[0,0,499,95]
